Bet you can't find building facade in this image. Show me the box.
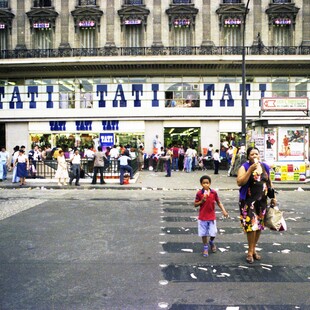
[0,0,309,179]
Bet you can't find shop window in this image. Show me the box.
[79,79,93,108]
[33,0,52,7]
[165,83,200,108]
[295,78,308,97]
[115,133,144,149]
[272,78,289,97]
[59,80,76,109]
[0,0,8,8]
[33,28,52,49]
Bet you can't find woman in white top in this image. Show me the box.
[15,149,29,186]
[54,150,69,186]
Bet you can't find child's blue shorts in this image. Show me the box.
[198,220,218,237]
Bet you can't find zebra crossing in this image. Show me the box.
[157,191,310,310]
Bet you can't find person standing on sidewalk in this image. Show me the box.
[91,146,107,185]
[54,150,69,186]
[15,149,29,186]
[0,147,10,181]
[165,146,173,177]
[69,149,81,186]
[194,175,228,257]
[213,149,221,174]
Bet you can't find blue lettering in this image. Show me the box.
[10,86,23,109]
[132,84,143,107]
[102,120,119,131]
[204,84,215,107]
[28,86,38,109]
[113,84,127,107]
[220,84,234,107]
[259,84,267,106]
[0,86,4,109]
[46,86,53,108]
[50,121,66,131]
[152,84,159,107]
[239,83,250,107]
[76,121,92,131]
[97,84,107,108]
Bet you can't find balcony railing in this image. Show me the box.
[1,45,310,59]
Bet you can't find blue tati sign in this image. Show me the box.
[100,133,114,149]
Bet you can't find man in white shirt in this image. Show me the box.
[118,150,133,185]
[0,147,10,181]
[110,145,119,172]
[69,149,82,186]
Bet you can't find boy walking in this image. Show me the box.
[194,175,228,257]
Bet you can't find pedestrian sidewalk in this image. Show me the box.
[0,169,309,191]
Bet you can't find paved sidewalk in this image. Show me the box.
[0,169,309,191]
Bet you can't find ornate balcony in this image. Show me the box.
[1,45,309,59]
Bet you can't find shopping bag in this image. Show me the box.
[265,205,286,231]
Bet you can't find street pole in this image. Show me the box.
[241,0,250,146]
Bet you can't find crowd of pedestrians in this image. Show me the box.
[1,137,246,186]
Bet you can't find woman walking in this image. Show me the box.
[237,147,276,264]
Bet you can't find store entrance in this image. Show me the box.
[164,127,200,149]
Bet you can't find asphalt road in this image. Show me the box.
[0,188,309,310]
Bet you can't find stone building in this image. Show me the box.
[0,0,309,178]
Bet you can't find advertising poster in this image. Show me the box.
[264,128,277,163]
[278,127,304,161]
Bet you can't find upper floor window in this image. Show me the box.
[273,0,291,3]
[0,26,8,50]
[173,0,191,4]
[223,0,241,3]
[124,0,143,4]
[0,0,8,8]
[78,0,97,5]
[33,0,52,7]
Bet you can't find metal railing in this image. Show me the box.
[29,158,138,180]
[2,45,310,59]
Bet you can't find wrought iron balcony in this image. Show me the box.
[1,45,309,59]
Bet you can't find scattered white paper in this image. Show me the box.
[190,273,197,279]
[218,248,228,252]
[261,263,273,268]
[181,249,193,253]
[198,267,208,271]
[281,249,291,254]
[262,266,271,271]
[238,265,249,269]
[273,243,281,246]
